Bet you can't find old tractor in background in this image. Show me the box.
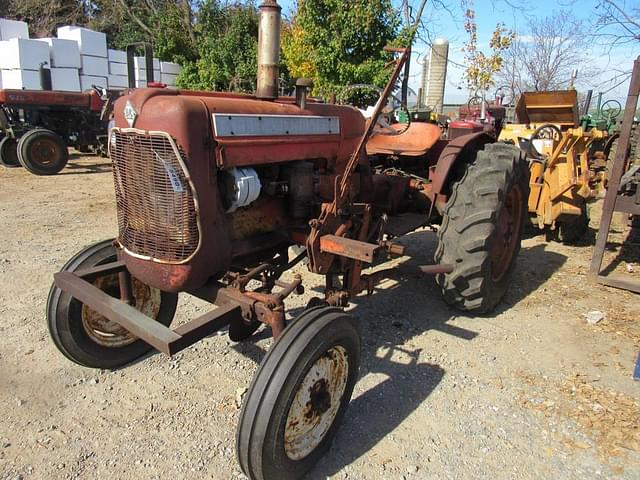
[0,43,157,175]
[498,90,610,242]
[45,2,527,478]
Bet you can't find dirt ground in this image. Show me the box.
[1,154,639,480]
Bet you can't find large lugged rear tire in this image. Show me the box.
[237,306,360,480]
[47,239,178,369]
[435,143,528,313]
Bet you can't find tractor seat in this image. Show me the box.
[366,122,442,157]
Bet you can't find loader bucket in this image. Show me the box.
[515,90,579,128]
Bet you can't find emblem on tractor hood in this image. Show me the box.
[123,100,137,128]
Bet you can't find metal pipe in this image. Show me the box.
[256,0,281,100]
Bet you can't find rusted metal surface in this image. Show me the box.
[429,131,492,197]
[55,270,180,356]
[319,235,378,263]
[366,122,442,157]
[490,182,524,282]
[590,55,640,293]
[284,345,349,460]
[0,89,93,109]
[256,0,281,100]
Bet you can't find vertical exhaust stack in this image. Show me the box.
[256,0,282,100]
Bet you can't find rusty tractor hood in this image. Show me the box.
[109,88,366,293]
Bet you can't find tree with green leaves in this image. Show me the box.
[176,1,260,91]
[281,0,400,98]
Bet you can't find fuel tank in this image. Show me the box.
[109,87,365,292]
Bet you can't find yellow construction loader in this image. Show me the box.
[499,90,608,242]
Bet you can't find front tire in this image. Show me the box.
[18,129,69,175]
[47,239,178,369]
[237,306,360,480]
[435,143,528,313]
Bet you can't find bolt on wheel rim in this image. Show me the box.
[81,273,161,348]
[284,345,349,461]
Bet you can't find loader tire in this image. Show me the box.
[548,203,589,244]
[435,143,528,313]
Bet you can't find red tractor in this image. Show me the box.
[46,2,528,478]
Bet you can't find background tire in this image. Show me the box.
[435,143,529,313]
[0,136,20,168]
[237,306,360,480]
[547,203,589,244]
[18,129,69,175]
[47,239,178,369]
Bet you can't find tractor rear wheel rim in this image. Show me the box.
[284,345,349,461]
[81,274,162,348]
[490,184,523,282]
[30,138,59,166]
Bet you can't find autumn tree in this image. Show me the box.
[281,0,400,98]
[462,1,513,100]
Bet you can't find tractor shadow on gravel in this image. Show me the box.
[232,228,567,477]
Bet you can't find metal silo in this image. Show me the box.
[422,38,449,113]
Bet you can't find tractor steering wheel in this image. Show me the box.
[527,123,562,158]
[599,99,622,122]
[339,84,411,135]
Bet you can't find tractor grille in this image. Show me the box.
[109,129,200,263]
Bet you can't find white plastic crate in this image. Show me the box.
[108,62,127,76]
[133,56,160,71]
[80,74,107,91]
[57,26,107,58]
[36,38,81,68]
[1,69,42,90]
[50,67,80,92]
[108,74,129,89]
[0,38,50,71]
[81,55,108,77]
[134,68,161,81]
[161,73,178,85]
[160,61,181,75]
[108,49,127,64]
[0,18,29,40]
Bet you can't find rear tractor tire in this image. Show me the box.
[237,306,360,480]
[435,143,529,313]
[0,136,20,168]
[18,128,69,175]
[47,239,178,369]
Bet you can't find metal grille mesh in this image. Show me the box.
[110,130,199,263]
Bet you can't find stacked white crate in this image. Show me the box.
[0,36,50,90]
[160,61,181,87]
[36,38,81,91]
[107,49,128,89]
[57,26,108,91]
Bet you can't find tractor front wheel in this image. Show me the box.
[47,240,178,369]
[435,143,528,313]
[237,306,360,480]
[18,129,69,175]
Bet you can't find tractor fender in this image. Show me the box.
[431,131,494,196]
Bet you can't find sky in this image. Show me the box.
[277,0,639,105]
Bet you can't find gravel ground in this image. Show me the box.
[1,155,639,480]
